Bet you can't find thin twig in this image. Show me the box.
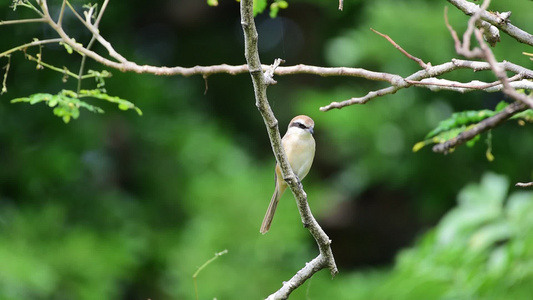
[516,182,533,187]
[63,0,127,63]
[1,54,10,94]
[192,250,228,300]
[0,18,46,25]
[25,53,79,78]
[24,53,105,80]
[370,28,428,69]
[0,38,63,58]
[57,0,67,25]
[75,0,110,94]
[405,74,525,91]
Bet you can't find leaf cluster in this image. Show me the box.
[11,89,141,123]
[413,101,533,156]
[380,173,533,300]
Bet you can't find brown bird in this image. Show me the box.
[260,115,316,234]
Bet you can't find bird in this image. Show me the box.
[260,115,316,234]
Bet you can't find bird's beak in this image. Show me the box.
[309,127,314,135]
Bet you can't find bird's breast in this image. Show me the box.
[283,135,315,180]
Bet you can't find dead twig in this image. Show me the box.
[370,28,428,69]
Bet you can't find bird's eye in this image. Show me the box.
[298,123,307,129]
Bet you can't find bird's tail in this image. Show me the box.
[260,184,285,234]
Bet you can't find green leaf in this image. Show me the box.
[465,134,480,147]
[206,0,218,6]
[78,89,142,115]
[412,140,428,152]
[495,101,509,112]
[11,93,53,105]
[469,221,512,251]
[133,107,143,116]
[269,3,279,18]
[426,109,495,139]
[253,0,267,16]
[414,104,516,153]
[48,98,58,107]
[511,109,533,123]
[11,89,139,123]
[60,42,73,54]
[71,107,80,119]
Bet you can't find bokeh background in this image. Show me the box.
[1,0,532,299]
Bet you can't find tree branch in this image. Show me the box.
[406,75,533,93]
[319,57,533,111]
[474,28,533,108]
[240,0,337,299]
[432,101,528,154]
[2,0,531,160]
[447,0,533,46]
[445,0,533,110]
[371,28,428,69]
[0,17,46,25]
[0,38,63,58]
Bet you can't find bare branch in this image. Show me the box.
[474,28,533,108]
[320,57,533,111]
[447,0,533,109]
[1,54,10,94]
[370,28,428,69]
[432,101,528,154]
[447,0,533,46]
[406,75,533,93]
[94,0,110,28]
[266,255,324,300]
[516,182,533,188]
[320,86,399,111]
[57,0,67,25]
[0,18,46,26]
[240,0,337,299]
[62,1,127,63]
[0,38,63,58]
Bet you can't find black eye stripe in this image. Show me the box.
[291,121,308,129]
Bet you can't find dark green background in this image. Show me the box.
[1,0,532,299]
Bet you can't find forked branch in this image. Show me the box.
[240,0,337,299]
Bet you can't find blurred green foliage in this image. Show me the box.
[299,173,533,300]
[378,173,533,300]
[1,0,532,299]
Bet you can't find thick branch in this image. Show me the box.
[240,0,337,299]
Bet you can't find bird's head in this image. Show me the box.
[288,115,314,135]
